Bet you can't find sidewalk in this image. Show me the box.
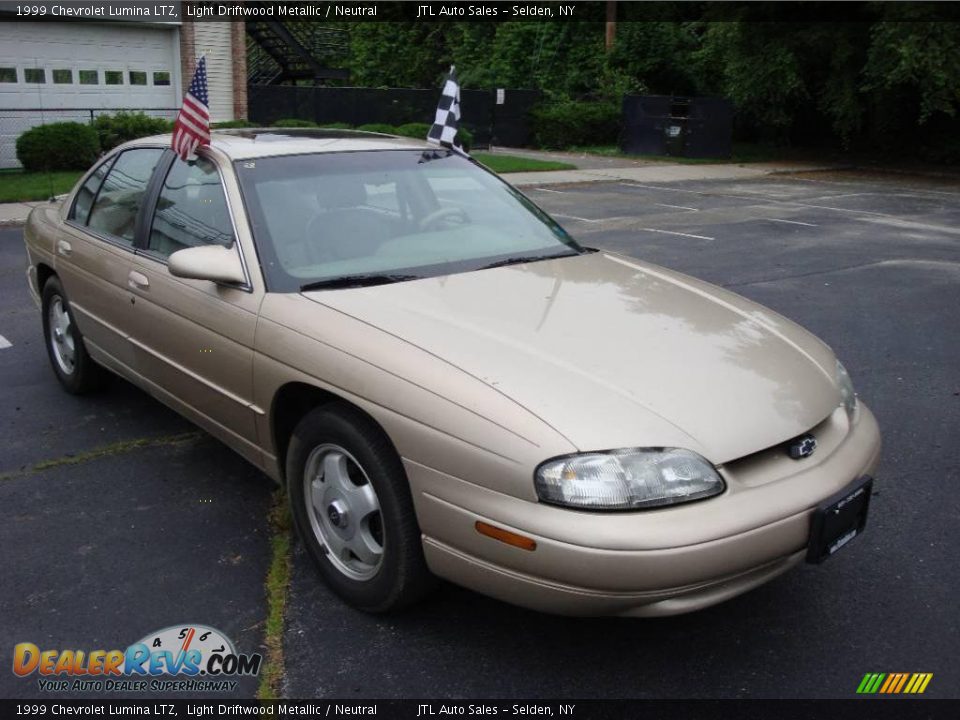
[0,200,45,227]
[503,160,842,188]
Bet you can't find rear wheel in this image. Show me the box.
[41,276,107,394]
[286,404,434,612]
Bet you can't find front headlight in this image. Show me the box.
[535,448,725,511]
[836,359,859,420]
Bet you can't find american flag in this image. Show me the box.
[171,56,210,161]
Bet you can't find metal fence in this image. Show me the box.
[0,107,178,169]
[248,85,542,148]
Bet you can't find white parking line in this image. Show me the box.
[621,181,704,194]
[655,203,699,212]
[533,187,567,194]
[768,218,818,227]
[552,213,602,223]
[640,227,715,241]
[0,335,11,349]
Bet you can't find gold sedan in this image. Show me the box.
[24,130,881,616]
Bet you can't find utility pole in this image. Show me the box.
[605,0,616,51]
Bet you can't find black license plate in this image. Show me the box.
[806,476,873,564]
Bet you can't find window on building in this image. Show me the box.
[129,71,147,86]
[0,68,16,83]
[87,148,164,245]
[52,69,73,84]
[104,71,123,85]
[79,70,98,85]
[148,157,234,258]
[153,71,171,86]
[24,68,45,83]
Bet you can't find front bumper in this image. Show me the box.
[407,404,882,616]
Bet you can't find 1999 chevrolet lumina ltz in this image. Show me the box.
[24,130,880,615]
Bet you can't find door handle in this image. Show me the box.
[128,270,150,290]
[56,239,72,257]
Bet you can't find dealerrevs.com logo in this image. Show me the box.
[13,624,262,693]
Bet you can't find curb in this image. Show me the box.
[0,198,60,228]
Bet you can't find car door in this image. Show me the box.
[125,150,264,466]
[57,147,165,373]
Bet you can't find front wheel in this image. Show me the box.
[286,404,434,612]
[41,276,108,394]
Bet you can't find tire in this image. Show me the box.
[286,403,434,612]
[41,275,108,394]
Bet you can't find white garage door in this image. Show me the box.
[0,22,182,168]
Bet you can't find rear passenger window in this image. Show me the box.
[148,157,234,258]
[71,157,115,224]
[87,148,163,245]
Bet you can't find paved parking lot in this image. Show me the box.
[2,169,958,699]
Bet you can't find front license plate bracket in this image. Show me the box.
[806,476,873,564]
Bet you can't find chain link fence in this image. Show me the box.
[1,108,178,169]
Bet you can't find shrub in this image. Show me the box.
[92,112,173,152]
[457,127,474,153]
[212,119,258,129]
[393,122,472,151]
[318,122,354,129]
[272,118,319,128]
[16,122,100,172]
[530,99,620,149]
[356,123,398,135]
[393,122,432,139]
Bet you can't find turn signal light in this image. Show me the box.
[475,521,537,551]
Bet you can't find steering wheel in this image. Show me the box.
[418,206,469,231]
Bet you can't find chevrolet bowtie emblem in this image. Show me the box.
[787,433,817,459]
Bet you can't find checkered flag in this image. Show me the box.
[427,66,467,155]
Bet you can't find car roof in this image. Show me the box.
[130,128,433,160]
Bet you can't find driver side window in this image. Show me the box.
[147,157,234,259]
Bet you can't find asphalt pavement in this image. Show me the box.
[1,169,958,700]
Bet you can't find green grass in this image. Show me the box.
[472,153,576,173]
[0,169,83,203]
[257,490,293,700]
[0,432,203,482]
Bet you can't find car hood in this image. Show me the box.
[304,251,840,464]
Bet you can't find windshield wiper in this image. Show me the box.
[300,273,420,292]
[477,252,581,271]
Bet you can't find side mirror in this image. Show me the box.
[168,245,245,285]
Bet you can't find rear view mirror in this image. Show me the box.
[168,245,245,285]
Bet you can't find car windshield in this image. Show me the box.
[234,149,585,292]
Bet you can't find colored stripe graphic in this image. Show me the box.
[857,673,932,694]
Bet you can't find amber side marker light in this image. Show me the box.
[475,521,537,551]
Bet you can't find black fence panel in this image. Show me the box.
[685,96,733,159]
[621,95,732,158]
[248,85,541,148]
[489,88,541,148]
